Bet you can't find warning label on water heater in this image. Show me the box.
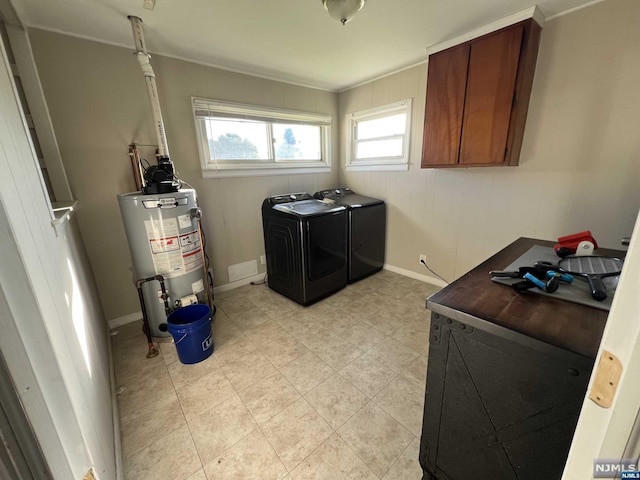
[145,218,203,278]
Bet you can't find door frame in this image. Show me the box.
[563,208,640,479]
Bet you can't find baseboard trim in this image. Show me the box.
[213,273,267,295]
[383,263,448,288]
[109,268,437,321]
[107,311,141,330]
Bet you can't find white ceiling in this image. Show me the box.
[13,0,600,91]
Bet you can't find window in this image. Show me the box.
[192,97,332,178]
[346,99,412,171]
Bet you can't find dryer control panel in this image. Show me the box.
[314,188,354,201]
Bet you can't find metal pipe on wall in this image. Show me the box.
[128,144,145,191]
[194,210,213,310]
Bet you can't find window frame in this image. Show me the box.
[2,19,74,213]
[192,97,332,178]
[346,99,412,172]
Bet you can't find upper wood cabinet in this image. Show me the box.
[421,19,542,168]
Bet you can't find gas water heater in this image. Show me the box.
[117,16,211,348]
[118,189,206,337]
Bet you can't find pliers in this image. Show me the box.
[491,266,573,293]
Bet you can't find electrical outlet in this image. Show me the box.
[260,255,266,265]
[419,254,427,265]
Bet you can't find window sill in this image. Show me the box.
[345,164,409,172]
[202,165,331,178]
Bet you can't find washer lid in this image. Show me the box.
[335,194,384,208]
[273,199,345,216]
[267,192,314,205]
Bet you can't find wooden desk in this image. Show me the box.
[419,237,622,480]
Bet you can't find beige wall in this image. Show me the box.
[339,0,640,283]
[29,29,340,321]
[29,0,640,321]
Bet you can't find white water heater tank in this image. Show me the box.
[118,189,206,337]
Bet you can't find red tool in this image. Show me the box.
[554,230,598,257]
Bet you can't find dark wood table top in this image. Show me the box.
[427,237,625,359]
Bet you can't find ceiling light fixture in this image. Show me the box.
[322,0,366,25]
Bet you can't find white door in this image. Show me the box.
[563,208,640,479]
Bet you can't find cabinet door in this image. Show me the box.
[459,25,523,165]
[421,44,469,167]
[420,314,592,480]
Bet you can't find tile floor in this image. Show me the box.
[111,270,440,480]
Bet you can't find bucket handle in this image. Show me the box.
[173,334,188,345]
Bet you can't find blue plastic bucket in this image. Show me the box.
[167,304,214,364]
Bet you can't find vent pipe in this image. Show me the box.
[128,15,169,157]
[127,15,178,194]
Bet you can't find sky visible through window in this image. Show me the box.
[355,112,406,159]
[357,113,406,139]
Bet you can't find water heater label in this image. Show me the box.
[145,218,203,278]
[192,279,204,294]
[146,218,179,237]
[179,232,200,252]
[182,249,203,273]
[178,213,192,230]
[149,236,179,254]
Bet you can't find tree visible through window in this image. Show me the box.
[193,97,332,177]
[211,133,259,160]
[274,125,320,161]
[276,128,300,159]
